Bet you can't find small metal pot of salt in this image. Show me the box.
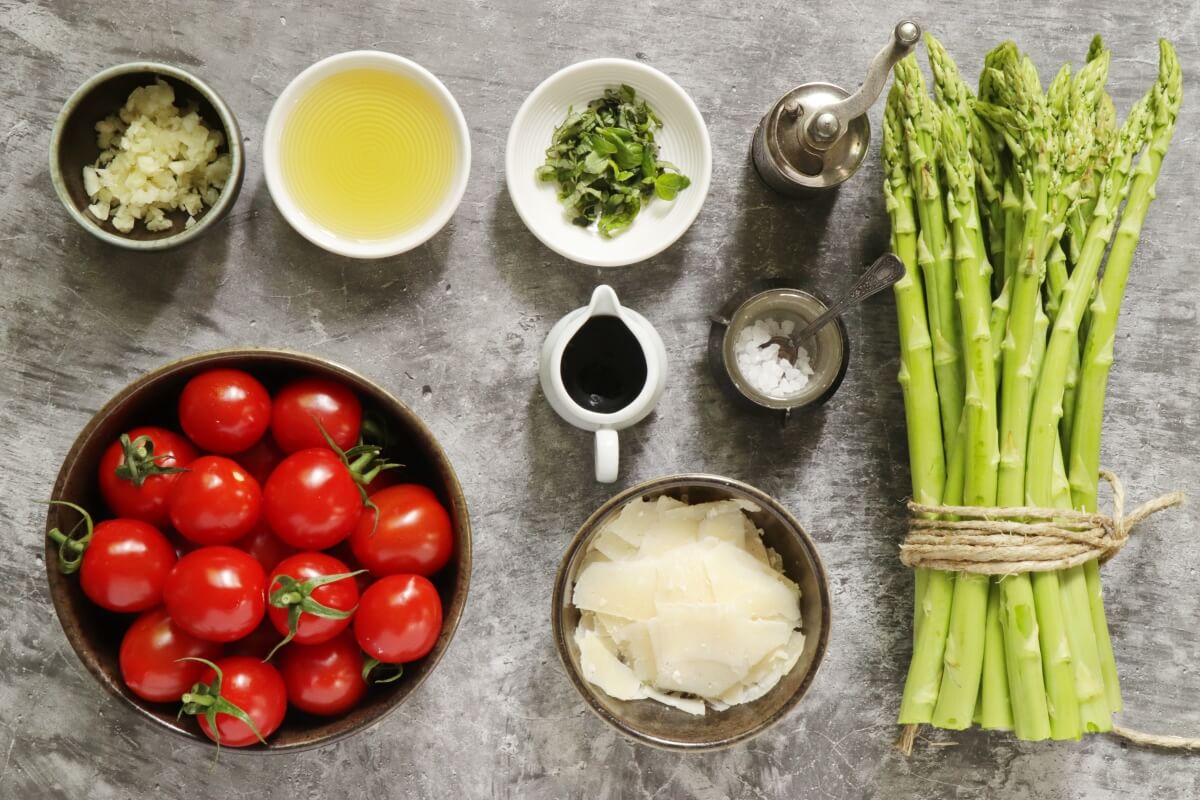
[709,282,849,423]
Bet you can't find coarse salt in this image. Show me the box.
[734,317,815,398]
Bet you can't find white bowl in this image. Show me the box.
[263,51,471,259]
[506,59,712,268]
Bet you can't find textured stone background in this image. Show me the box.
[2,0,1198,797]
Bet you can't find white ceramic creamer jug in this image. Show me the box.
[539,285,667,483]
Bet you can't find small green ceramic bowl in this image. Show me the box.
[50,62,245,250]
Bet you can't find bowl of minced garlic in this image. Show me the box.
[50,62,244,250]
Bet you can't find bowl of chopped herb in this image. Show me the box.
[506,58,711,268]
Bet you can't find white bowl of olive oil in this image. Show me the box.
[264,51,471,259]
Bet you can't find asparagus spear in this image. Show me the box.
[885,86,955,725]
[1069,40,1183,711]
[894,56,965,457]
[1071,40,1182,514]
[926,34,1001,731]
[975,45,1059,741]
[1025,86,1153,734]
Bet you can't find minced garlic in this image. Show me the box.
[82,79,231,233]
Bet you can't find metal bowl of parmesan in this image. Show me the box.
[551,474,830,751]
[50,62,245,250]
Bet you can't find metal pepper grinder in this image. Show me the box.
[752,20,921,194]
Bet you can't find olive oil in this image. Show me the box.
[280,68,457,241]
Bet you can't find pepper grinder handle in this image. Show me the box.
[802,20,922,152]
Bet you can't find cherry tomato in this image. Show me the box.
[236,437,284,486]
[270,377,362,454]
[187,657,287,747]
[350,485,453,577]
[354,574,442,663]
[267,552,360,647]
[178,369,272,454]
[79,518,176,612]
[168,456,262,545]
[264,448,363,550]
[277,632,367,716]
[120,608,222,703]
[234,522,298,573]
[98,427,197,528]
[164,546,266,642]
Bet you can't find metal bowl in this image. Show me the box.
[551,474,830,751]
[44,349,471,752]
[49,62,245,250]
[710,282,850,419]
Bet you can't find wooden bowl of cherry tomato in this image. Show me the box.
[44,348,471,752]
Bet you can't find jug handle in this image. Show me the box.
[594,428,619,483]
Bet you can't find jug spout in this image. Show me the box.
[587,285,622,317]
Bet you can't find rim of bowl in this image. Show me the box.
[44,347,472,752]
[550,473,831,751]
[48,61,245,252]
[262,51,472,259]
[505,57,713,268]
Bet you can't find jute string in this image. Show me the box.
[895,471,1195,753]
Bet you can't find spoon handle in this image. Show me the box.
[793,253,906,342]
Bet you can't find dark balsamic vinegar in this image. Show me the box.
[560,316,647,414]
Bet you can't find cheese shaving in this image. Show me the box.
[572,496,804,715]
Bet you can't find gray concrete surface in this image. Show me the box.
[3,0,1199,797]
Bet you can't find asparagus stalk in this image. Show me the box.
[1070,40,1183,513]
[980,579,1013,730]
[895,56,965,456]
[975,46,1058,741]
[1069,40,1183,712]
[885,86,956,725]
[926,34,1000,730]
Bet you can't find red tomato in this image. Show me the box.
[350,485,453,577]
[270,377,362,454]
[178,369,272,454]
[187,657,287,747]
[263,448,363,550]
[120,608,222,703]
[98,427,197,527]
[277,632,367,716]
[234,522,298,573]
[164,546,266,642]
[79,519,176,612]
[236,437,284,486]
[267,552,360,647]
[354,574,442,663]
[169,456,262,545]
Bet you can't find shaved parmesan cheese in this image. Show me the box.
[572,496,804,715]
[576,624,648,701]
[572,560,658,620]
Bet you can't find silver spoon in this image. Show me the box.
[760,252,906,364]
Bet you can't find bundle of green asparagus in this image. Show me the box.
[884,35,1182,741]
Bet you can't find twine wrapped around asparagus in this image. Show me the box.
[901,471,1184,575]
[896,470,1194,754]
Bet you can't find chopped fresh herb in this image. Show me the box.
[536,84,690,238]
